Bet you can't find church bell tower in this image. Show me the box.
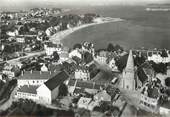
[122,50,135,90]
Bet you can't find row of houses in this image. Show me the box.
[148,50,170,63]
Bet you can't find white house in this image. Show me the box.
[148,51,170,63]
[69,49,82,59]
[74,67,90,81]
[94,51,107,65]
[139,85,160,113]
[159,104,170,115]
[108,58,118,72]
[77,97,92,109]
[44,42,62,56]
[41,64,48,72]
[140,94,159,113]
[3,65,20,79]
[15,85,39,102]
[94,90,111,102]
[16,37,25,43]
[59,52,69,63]
[17,71,60,87]
[6,30,19,37]
[37,71,69,104]
[0,73,3,81]
[45,26,57,36]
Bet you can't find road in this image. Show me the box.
[6,50,45,65]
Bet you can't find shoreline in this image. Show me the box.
[49,17,124,44]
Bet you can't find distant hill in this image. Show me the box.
[147,3,170,7]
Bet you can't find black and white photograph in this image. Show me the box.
[0,0,170,117]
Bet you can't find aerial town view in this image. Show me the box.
[0,0,170,117]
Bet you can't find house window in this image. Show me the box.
[126,85,129,89]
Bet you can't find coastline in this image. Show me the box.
[49,17,124,44]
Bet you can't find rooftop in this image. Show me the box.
[68,79,104,90]
[161,101,170,109]
[44,71,69,90]
[18,71,61,80]
[78,97,92,105]
[17,85,38,94]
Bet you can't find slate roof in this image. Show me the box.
[67,79,104,90]
[44,71,69,91]
[93,83,104,90]
[76,81,93,89]
[18,71,60,80]
[48,64,61,72]
[148,52,152,57]
[137,62,154,84]
[147,87,160,99]
[17,85,38,94]
[73,87,85,94]
[137,69,148,84]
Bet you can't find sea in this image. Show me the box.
[61,5,170,50]
[1,5,170,50]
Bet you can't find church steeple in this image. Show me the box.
[121,50,135,90]
[125,50,134,72]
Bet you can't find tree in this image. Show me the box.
[161,49,168,57]
[83,52,93,64]
[165,77,170,87]
[73,43,82,49]
[52,51,60,62]
[150,61,167,74]
[134,55,146,66]
[58,83,68,96]
[115,54,128,72]
[110,106,120,117]
[99,102,111,112]
[107,43,115,52]
[115,44,123,52]
[72,56,82,65]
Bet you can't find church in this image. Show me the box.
[121,50,136,90]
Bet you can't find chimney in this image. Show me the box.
[50,71,51,75]
[40,71,42,74]
[30,70,33,74]
[21,70,24,76]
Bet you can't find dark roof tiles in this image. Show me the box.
[44,71,69,90]
[17,85,38,94]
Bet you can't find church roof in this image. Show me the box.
[125,50,134,71]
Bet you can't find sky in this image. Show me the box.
[1,0,170,11]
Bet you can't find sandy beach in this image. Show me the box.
[49,17,124,44]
